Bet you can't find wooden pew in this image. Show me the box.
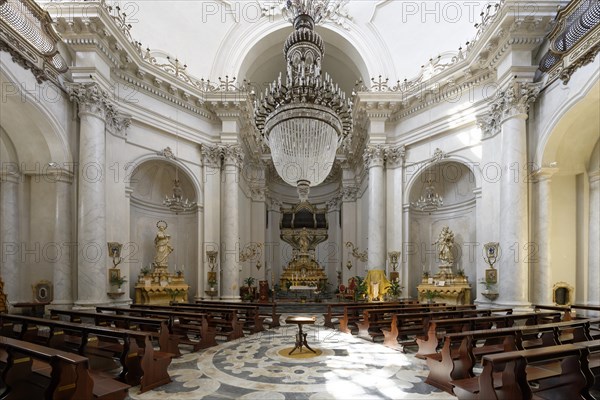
[322,301,410,329]
[128,304,245,340]
[169,302,265,333]
[415,311,562,358]
[379,306,500,349]
[452,340,600,400]
[338,302,465,334]
[0,314,172,393]
[49,308,181,357]
[426,318,596,393]
[0,335,129,400]
[357,306,508,342]
[97,306,219,350]
[194,300,281,328]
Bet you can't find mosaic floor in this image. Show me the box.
[126,314,453,400]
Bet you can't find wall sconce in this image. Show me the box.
[346,260,353,270]
[206,250,218,271]
[240,243,263,263]
[107,242,123,268]
[256,261,262,271]
[388,251,400,271]
[345,242,368,262]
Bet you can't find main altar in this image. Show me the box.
[134,221,189,305]
[417,227,472,305]
[278,202,328,290]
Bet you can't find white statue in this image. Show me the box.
[154,220,173,268]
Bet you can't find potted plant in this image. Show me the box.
[241,277,256,301]
[110,275,127,293]
[387,279,403,300]
[423,289,441,304]
[353,276,368,302]
[207,276,217,291]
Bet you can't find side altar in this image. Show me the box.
[417,227,472,305]
[135,221,189,305]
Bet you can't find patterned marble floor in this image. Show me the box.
[126,314,454,400]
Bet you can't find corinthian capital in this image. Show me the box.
[341,186,358,202]
[480,82,542,138]
[67,83,116,121]
[221,144,244,167]
[385,145,406,169]
[201,145,222,168]
[363,145,386,169]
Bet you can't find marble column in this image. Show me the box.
[49,168,74,308]
[68,83,113,308]
[221,145,243,301]
[385,145,406,278]
[0,172,20,304]
[200,145,222,298]
[364,145,386,270]
[532,168,558,305]
[495,82,540,309]
[341,185,358,283]
[588,171,600,304]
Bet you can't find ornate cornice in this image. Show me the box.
[385,145,406,169]
[363,145,386,169]
[478,81,542,139]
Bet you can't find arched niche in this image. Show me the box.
[129,160,198,298]
[407,161,477,298]
[538,81,600,304]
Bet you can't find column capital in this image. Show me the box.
[326,192,343,211]
[363,145,386,169]
[590,169,600,183]
[106,114,131,138]
[0,171,21,184]
[533,167,559,183]
[221,144,244,167]
[267,197,282,212]
[479,81,542,139]
[67,82,116,121]
[250,186,268,202]
[201,144,222,168]
[341,185,358,202]
[385,145,406,169]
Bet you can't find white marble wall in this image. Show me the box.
[589,171,600,304]
[0,174,20,303]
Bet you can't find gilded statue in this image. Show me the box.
[154,220,173,268]
[433,226,455,264]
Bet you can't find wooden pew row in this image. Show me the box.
[338,303,472,334]
[96,306,219,350]
[425,318,598,393]
[415,311,563,358]
[0,313,172,394]
[128,304,246,339]
[194,300,282,328]
[168,302,265,333]
[380,307,498,349]
[357,306,512,342]
[49,308,181,357]
[322,300,419,329]
[452,339,600,400]
[0,335,129,400]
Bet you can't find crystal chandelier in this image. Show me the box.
[163,168,196,214]
[412,174,443,213]
[254,0,352,201]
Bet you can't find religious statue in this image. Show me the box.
[298,228,310,254]
[433,226,455,264]
[154,220,173,268]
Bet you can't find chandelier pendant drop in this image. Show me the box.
[412,173,443,213]
[254,0,352,201]
[163,167,196,214]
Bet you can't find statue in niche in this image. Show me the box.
[153,220,173,268]
[433,226,455,265]
[298,228,310,254]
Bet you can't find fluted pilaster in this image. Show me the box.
[364,145,386,270]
